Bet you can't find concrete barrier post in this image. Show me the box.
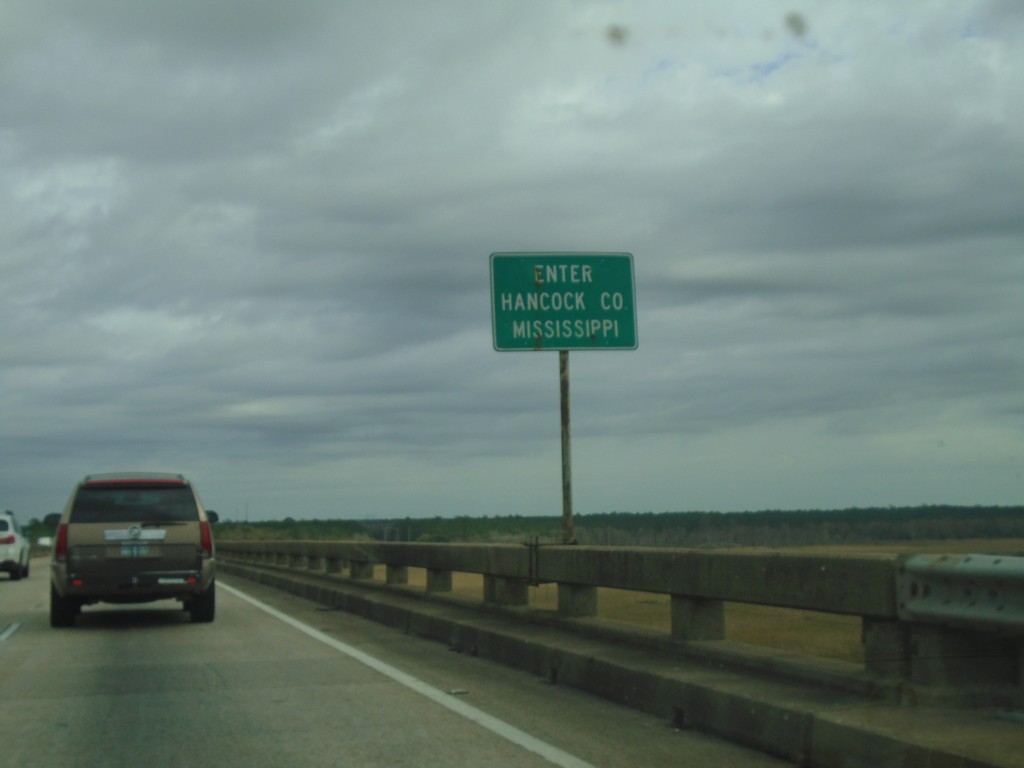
[558,583,597,617]
[1019,641,1024,688]
[670,596,725,641]
[426,569,453,593]
[386,565,409,585]
[1019,642,1024,709]
[350,561,375,580]
[910,625,1018,687]
[862,619,911,678]
[484,576,529,606]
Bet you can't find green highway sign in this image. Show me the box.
[490,252,637,351]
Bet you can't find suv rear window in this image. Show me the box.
[0,520,9,532]
[70,485,199,524]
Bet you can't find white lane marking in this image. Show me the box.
[0,622,21,641]
[220,581,599,768]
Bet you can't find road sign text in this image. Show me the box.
[490,253,637,351]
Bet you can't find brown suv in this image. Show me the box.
[50,473,218,627]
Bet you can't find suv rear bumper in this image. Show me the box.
[51,561,215,602]
[1,545,25,567]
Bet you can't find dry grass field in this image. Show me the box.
[385,539,1024,664]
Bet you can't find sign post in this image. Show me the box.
[490,253,637,543]
[559,349,572,544]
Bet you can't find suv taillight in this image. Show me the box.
[200,521,214,559]
[0,534,14,545]
[55,524,69,563]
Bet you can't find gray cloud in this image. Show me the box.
[2,1,1022,520]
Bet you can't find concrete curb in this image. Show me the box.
[221,561,1024,768]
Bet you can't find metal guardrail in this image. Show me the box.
[897,554,1024,637]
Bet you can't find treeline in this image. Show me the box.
[575,506,1024,547]
[213,505,1024,548]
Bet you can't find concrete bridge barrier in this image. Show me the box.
[217,541,1024,707]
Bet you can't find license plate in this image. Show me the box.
[120,543,150,558]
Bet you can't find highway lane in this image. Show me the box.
[0,560,792,767]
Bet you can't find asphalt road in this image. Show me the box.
[0,559,792,767]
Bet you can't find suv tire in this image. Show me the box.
[50,584,78,627]
[189,582,216,623]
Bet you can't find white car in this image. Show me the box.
[1,511,30,580]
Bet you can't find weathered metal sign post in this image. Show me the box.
[490,252,637,543]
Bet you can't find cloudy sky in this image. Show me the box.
[2,1,1022,522]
